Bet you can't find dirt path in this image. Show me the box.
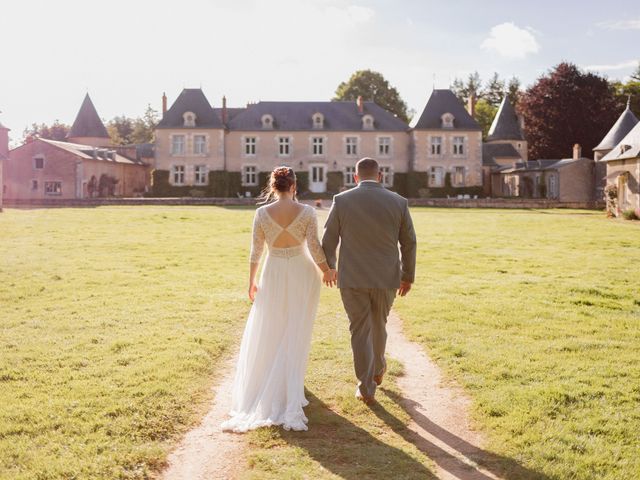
[386,312,503,480]
[160,353,244,480]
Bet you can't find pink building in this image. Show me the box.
[4,94,149,201]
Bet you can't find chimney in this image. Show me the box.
[573,143,582,160]
[162,92,167,115]
[517,113,525,131]
[356,96,364,115]
[222,95,227,125]
[467,93,476,118]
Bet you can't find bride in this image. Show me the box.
[222,166,335,433]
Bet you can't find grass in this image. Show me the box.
[394,208,640,479]
[1,206,639,479]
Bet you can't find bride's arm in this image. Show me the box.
[248,210,265,301]
[305,209,334,285]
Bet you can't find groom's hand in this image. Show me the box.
[398,281,412,297]
[323,269,337,288]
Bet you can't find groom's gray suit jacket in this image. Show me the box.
[321,181,417,289]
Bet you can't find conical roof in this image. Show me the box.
[487,96,524,141]
[593,102,638,152]
[67,93,109,139]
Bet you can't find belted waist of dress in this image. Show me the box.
[269,245,304,258]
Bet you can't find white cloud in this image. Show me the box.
[481,22,540,59]
[597,19,640,30]
[584,60,639,71]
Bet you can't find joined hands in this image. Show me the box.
[323,269,337,288]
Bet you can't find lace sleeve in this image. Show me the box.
[249,209,265,264]
[305,207,327,265]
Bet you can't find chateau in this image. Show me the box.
[151,88,484,198]
[2,87,618,204]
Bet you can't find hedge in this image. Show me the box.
[326,171,344,194]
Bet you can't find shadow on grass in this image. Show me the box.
[280,391,437,479]
[377,388,550,480]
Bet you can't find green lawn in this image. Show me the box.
[1,207,638,479]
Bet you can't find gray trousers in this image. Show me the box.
[340,288,396,397]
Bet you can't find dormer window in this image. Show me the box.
[441,113,454,128]
[312,113,324,129]
[362,114,374,130]
[261,114,274,129]
[183,111,196,127]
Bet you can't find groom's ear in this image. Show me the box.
[354,173,359,184]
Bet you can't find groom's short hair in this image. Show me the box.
[356,157,379,178]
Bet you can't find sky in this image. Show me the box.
[1,0,639,144]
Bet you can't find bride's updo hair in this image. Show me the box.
[258,166,296,203]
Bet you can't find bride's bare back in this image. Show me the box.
[264,201,306,248]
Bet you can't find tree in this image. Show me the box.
[106,105,158,145]
[451,71,483,103]
[631,62,640,82]
[474,99,498,139]
[333,70,410,123]
[506,77,522,107]
[519,62,618,160]
[484,72,505,107]
[22,120,70,143]
[611,79,640,116]
[107,116,135,145]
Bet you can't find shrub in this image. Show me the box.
[603,184,618,218]
[326,171,344,193]
[622,209,639,220]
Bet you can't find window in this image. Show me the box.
[453,166,465,186]
[429,166,444,187]
[453,136,464,155]
[548,175,558,198]
[44,181,62,195]
[430,137,442,155]
[313,113,324,129]
[242,165,258,186]
[378,137,391,156]
[194,165,208,185]
[278,137,290,156]
[261,114,273,129]
[362,114,374,130]
[441,113,454,128]
[194,135,206,154]
[172,165,185,185]
[344,166,356,186]
[33,156,44,169]
[31,179,38,191]
[380,166,392,187]
[345,137,358,156]
[244,137,256,156]
[183,111,196,127]
[171,135,185,155]
[312,137,324,156]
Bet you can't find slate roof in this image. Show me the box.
[68,94,109,139]
[413,89,481,130]
[601,121,640,162]
[487,97,524,141]
[498,158,587,173]
[593,103,639,152]
[157,89,223,129]
[482,143,522,166]
[38,138,145,165]
[214,107,245,123]
[227,101,409,131]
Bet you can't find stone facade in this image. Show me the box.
[4,139,149,200]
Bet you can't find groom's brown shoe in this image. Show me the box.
[374,366,387,386]
[355,387,376,405]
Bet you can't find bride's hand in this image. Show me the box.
[323,269,337,288]
[248,282,258,301]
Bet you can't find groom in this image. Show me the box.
[322,157,417,405]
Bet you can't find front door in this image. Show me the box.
[309,165,327,193]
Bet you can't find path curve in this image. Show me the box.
[160,352,244,480]
[386,312,503,480]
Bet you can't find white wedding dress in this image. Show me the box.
[221,204,326,433]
